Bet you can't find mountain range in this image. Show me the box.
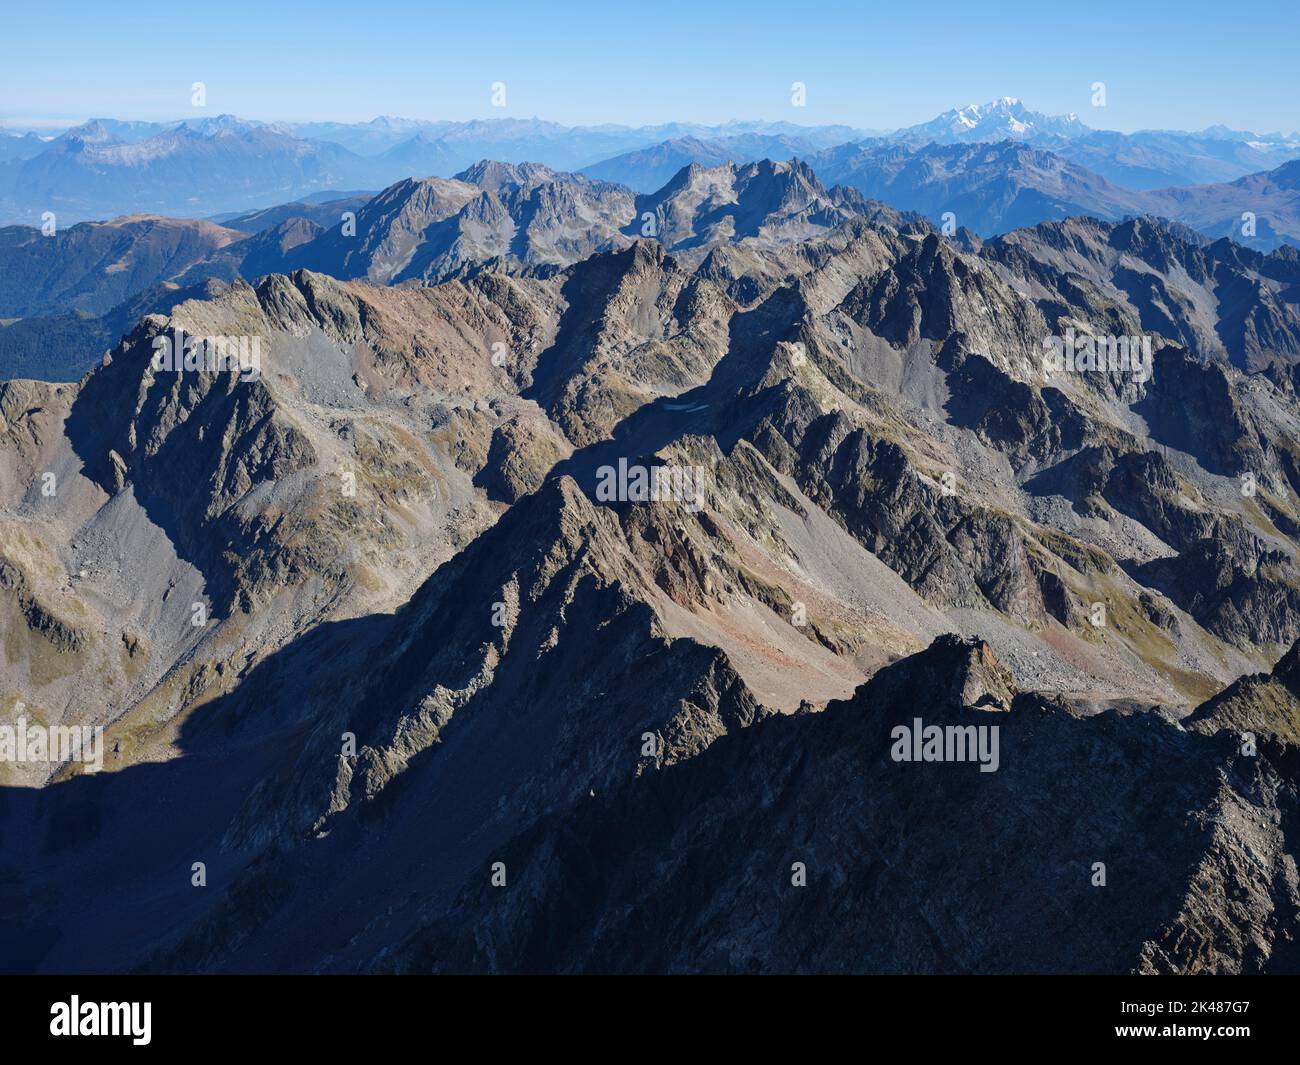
[4,100,1299,240]
[5,99,1300,975]
[808,141,1300,248]
[5,205,1300,969]
[5,155,1299,383]
[0,115,878,224]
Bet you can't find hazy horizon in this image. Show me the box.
[2,100,1295,140]
[3,0,1297,135]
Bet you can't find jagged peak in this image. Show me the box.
[854,633,1018,716]
[455,158,560,191]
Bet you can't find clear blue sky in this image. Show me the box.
[3,0,1297,133]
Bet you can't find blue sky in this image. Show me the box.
[3,0,1297,133]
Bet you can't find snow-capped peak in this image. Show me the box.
[897,98,1089,145]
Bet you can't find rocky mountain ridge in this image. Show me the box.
[3,165,1300,974]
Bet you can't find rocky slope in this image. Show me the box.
[983,215,1300,371]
